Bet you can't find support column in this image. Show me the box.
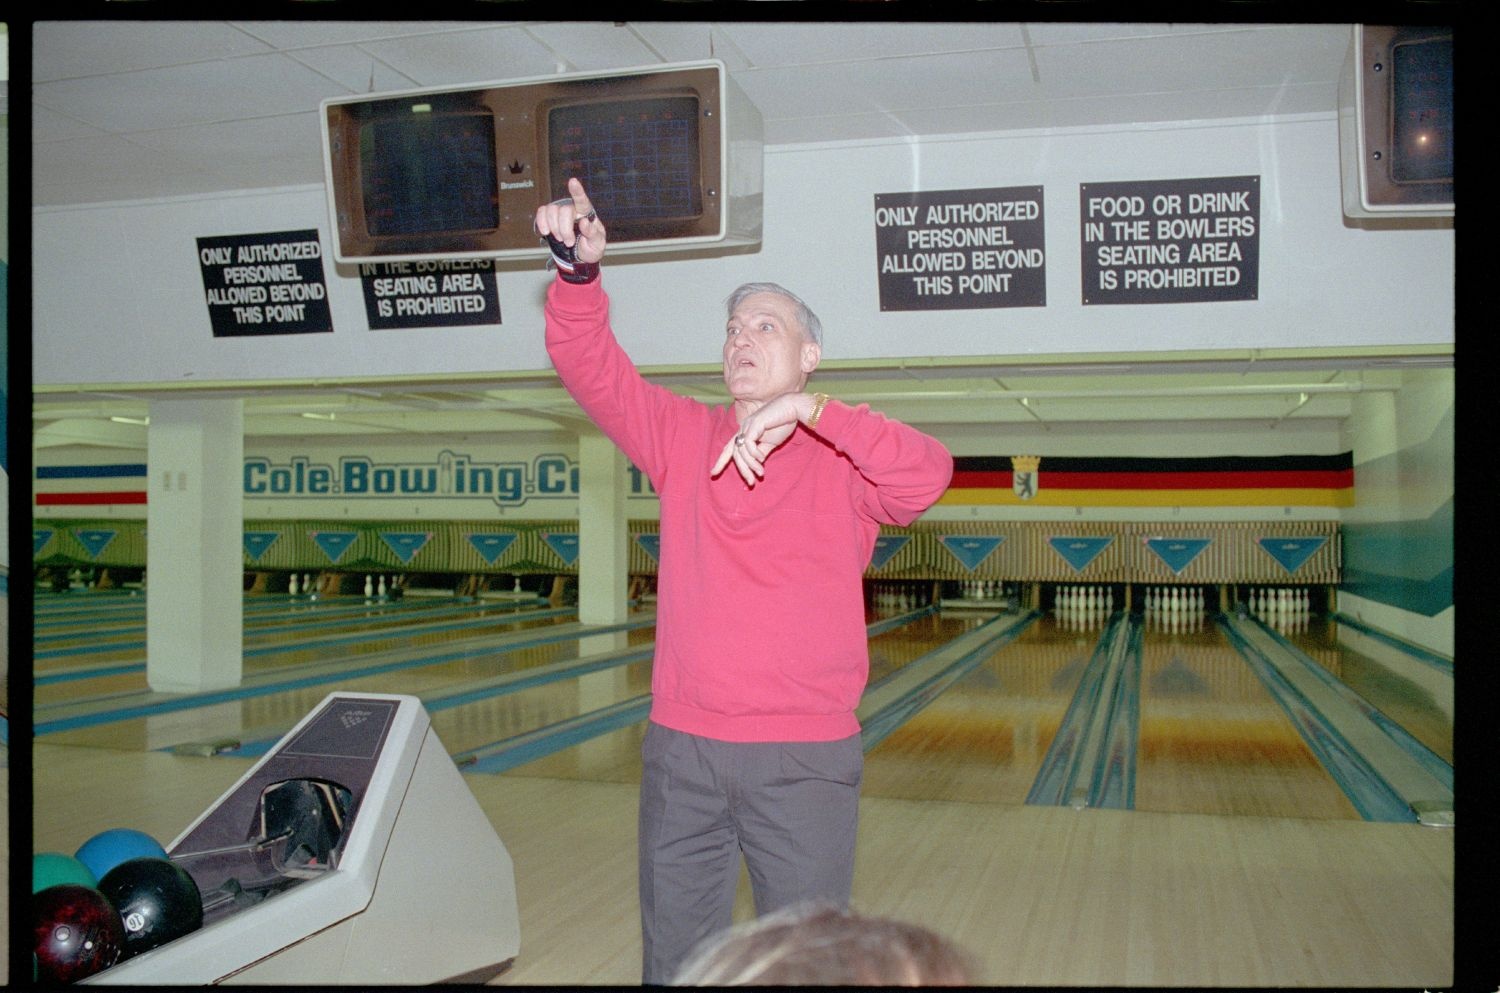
[145,398,244,691]
[576,431,629,625]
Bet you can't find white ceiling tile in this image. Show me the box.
[31,101,111,142]
[32,134,183,203]
[738,49,1037,123]
[521,21,668,71]
[1031,28,1345,101]
[717,21,1026,66]
[626,22,752,71]
[128,114,327,192]
[1023,22,1259,45]
[353,24,561,87]
[26,20,1364,208]
[33,20,274,81]
[33,54,341,133]
[285,45,423,96]
[227,21,498,51]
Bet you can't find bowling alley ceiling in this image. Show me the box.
[26,18,1453,447]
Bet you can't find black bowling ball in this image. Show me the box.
[98,857,204,958]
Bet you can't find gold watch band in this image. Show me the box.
[808,392,832,429]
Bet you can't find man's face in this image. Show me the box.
[722,292,821,404]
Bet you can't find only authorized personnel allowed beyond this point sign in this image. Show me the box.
[875,186,1045,311]
[198,229,332,337]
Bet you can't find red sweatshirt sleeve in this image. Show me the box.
[543,275,700,489]
[811,398,954,526]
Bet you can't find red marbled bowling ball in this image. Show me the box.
[33,883,126,983]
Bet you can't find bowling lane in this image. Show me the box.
[466,609,995,786]
[866,608,993,684]
[860,609,1091,804]
[1274,615,1452,763]
[33,594,583,709]
[37,606,655,752]
[1131,613,1360,820]
[34,589,1440,827]
[857,603,1386,820]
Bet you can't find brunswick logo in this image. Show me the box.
[1012,455,1041,500]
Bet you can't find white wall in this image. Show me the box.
[1338,368,1454,652]
[33,112,1453,388]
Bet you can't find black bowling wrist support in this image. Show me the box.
[543,232,600,284]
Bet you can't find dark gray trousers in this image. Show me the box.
[637,722,863,984]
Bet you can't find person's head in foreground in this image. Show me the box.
[670,900,980,986]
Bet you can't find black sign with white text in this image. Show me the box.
[198,229,332,336]
[1080,176,1259,305]
[358,259,501,329]
[875,186,1046,311]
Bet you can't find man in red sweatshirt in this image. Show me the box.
[536,179,953,984]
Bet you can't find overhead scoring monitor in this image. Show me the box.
[320,60,763,264]
[1338,24,1454,219]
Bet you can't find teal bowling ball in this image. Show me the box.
[75,828,168,882]
[33,852,98,893]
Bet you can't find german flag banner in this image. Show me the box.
[938,453,1353,507]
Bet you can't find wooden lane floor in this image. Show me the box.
[34,590,566,671]
[26,600,1456,987]
[859,605,1449,822]
[435,609,996,785]
[33,603,650,752]
[860,608,1088,804]
[1132,611,1360,819]
[35,598,1450,820]
[1275,613,1453,763]
[32,592,583,710]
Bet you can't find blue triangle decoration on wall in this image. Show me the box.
[542,532,580,566]
[73,528,118,559]
[1145,537,1212,575]
[380,532,433,565]
[35,528,56,556]
[309,530,359,564]
[243,531,281,562]
[466,533,517,565]
[870,534,911,569]
[938,535,1004,572]
[1257,536,1328,574]
[635,534,662,564]
[1047,536,1113,573]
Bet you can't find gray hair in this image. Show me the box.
[671,901,979,986]
[725,282,823,346]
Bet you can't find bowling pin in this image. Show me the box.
[378,575,387,597]
[365,574,374,597]
[289,573,299,595]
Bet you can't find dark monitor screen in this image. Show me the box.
[1390,38,1453,184]
[547,96,702,222]
[360,111,500,237]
